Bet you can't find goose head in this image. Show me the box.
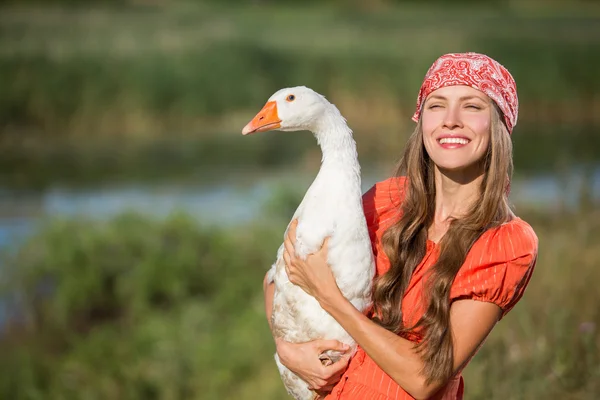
[242,86,331,135]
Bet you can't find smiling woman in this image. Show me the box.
[421,86,493,173]
[266,52,538,400]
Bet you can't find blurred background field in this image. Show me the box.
[0,0,599,399]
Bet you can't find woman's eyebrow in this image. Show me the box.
[459,95,488,102]
[426,95,488,102]
[426,95,446,101]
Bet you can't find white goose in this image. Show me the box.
[242,86,375,400]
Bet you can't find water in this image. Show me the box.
[0,167,599,250]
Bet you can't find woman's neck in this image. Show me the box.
[429,166,483,241]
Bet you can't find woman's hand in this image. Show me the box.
[283,220,341,304]
[276,337,350,394]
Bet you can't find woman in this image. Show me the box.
[264,52,538,400]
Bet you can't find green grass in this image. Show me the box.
[1,1,599,136]
[0,211,288,399]
[463,208,600,399]
[1,1,599,188]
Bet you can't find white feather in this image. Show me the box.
[256,87,375,400]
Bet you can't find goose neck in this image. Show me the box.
[314,111,358,166]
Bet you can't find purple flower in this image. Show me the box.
[579,322,596,334]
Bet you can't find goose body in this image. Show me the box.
[242,87,375,400]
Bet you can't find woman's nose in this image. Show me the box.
[443,106,463,130]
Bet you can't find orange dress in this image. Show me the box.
[324,177,538,400]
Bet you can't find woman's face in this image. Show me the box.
[421,85,492,175]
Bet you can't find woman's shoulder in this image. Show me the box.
[453,217,538,318]
[476,217,539,261]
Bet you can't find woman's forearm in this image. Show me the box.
[262,272,352,391]
[319,292,440,399]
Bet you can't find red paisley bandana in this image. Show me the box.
[412,52,518,133]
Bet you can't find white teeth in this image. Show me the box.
[439,137,470,145]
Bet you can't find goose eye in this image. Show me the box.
[286,94,296,102]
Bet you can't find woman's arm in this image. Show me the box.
[263,273,351,393]
[282,220,501,400]
[319,291,500,399]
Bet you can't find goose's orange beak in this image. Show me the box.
[242,101,281,135]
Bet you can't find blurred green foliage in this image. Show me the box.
[1,1,599,188]
[0,196,599,399]
[0,132,317,189]
[0,210,288,399]
[2,40,598,133]
[2,6,599,132]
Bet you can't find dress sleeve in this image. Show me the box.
[450,219,539,319]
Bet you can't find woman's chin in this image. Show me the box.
[434,162,484,180]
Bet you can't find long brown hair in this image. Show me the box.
[372,105,514,384]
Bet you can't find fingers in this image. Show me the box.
[314,362,347,394]
[309,381,328,392]
[284,220,298,263]
[285,220,330,257]
[283,235,294,259]
[315,339,350,353]
[315,386,335,397]
[328,354,351,374]
[316,236,330,259]
[283,250,291,272]
[287,219,298,245]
